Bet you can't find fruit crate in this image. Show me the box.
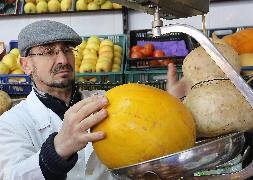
[126,29,195,71]
[124,68,183,90]
[0,0,19,15]
[19,0,75,14]
[76,34,126,83]
[0,74,32,97]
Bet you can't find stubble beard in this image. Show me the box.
[32,66,75,89]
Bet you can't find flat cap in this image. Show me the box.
[18,20,82,57]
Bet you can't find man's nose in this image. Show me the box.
[55,50,68,64]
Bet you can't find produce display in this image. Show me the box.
[183,38,253,137]
[23,0,73,14]
[92,83,196,168]
[221,28,253,76]
[75,0,122,11]
[223,28,253,55]
[0,0,17,15]
[74,35,123,73]
[129,39,189,68]
[0,48,24,76]
[0,90,12,115]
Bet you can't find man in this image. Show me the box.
[0,20,185,180]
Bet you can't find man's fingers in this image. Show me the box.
[167,63,178,89]
[69,95,106,113]
[78,109,108,131]
[82,131,106,143]
[75,98,108,121]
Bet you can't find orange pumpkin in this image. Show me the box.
[91,83,196,169]
[223,28,253,55]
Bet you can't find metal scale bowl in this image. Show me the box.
[110,0,253,179]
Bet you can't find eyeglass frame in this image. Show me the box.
[26,43,77,58]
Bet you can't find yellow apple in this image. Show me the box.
[100,39,113,47]
[76,0,87,11]
[87,35,100,44]
[112,3,122,9]
[25,0,36,3]
[2,54,18,71]
[114,44,122,54]
[0,62,10,74]
[100,0,112,9]
[61,0,72,11]
[99,51,113,59]
[36,1,48,13]
[11,69,24,74]
[86,42,100,52]
[83,48,96,56]
[113,56,122,65]
[111,63,121,72]
[113,51,122,59]
[79,40,87,49]
[99,45,113,54]
[82,57,97,66]
[75,57,82,66]
[36,0,47,4]
[9,48,20,58]
[79,63,96,72]
[48,0,61,12]
[94,0,105,5]
[97,56,112,64]
[96,61,112,72]
[24,2,36,13]
[87,2,100,10]
[83,52,97,60]
[75,64,80,73]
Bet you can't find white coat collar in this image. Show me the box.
[25,89,52,130]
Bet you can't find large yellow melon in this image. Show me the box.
[91,83,196,169]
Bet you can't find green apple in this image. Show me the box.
[87,2,99,10]
[24,2,36,13]
[76,0,88,11]
[36,1,48,13]
[100,0,112,9]
[48,0,61,12]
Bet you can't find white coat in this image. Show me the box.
[0,90,117,180]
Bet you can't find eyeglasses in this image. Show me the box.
[27,45,76,58]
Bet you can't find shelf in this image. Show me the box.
[0,8,123,17]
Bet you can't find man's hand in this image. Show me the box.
[54,95,108,160]
[167,63,191,99]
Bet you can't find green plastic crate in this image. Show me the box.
[76,34,126,83]
[124,69,183,90]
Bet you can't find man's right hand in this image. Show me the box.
[54,95,108,160]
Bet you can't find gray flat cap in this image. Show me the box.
[18,20,82,57]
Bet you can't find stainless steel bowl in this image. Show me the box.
[111,132,245,179]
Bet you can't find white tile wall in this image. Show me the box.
[0,1,253,50]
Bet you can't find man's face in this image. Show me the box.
[23,42,75,88]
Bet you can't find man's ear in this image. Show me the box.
[20,57,32,75]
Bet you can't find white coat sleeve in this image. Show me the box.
[0,120,44,180]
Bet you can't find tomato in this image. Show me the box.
[140,48,153,57]
[158,59,174,66]
[153,49,166,57]
[144,43,154,51]
[131,45,143,53]
[130,51,145,59]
